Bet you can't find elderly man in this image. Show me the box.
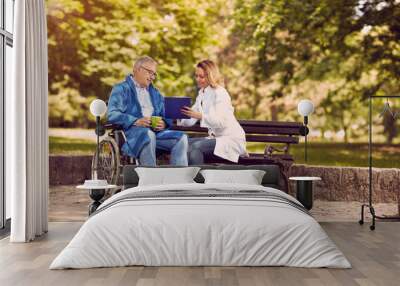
[107,56,188,166]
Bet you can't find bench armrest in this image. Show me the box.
[103,123,123,130]
[264,145,289,157]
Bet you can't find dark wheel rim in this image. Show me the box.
[92,138,120,185]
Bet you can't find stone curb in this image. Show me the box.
[50,155,92,186]
[49,156,400,203]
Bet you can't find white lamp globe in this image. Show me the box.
[297,99,314,116]
[90,99,107,117]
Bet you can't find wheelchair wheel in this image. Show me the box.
[91,136,120,185]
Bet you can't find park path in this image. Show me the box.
[49,185,399,222]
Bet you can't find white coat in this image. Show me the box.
[178,86,247,162]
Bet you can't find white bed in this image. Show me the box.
[50,183,351,269]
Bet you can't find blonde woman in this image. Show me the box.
[179,60,247,164]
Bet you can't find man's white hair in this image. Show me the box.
[133,56,157,71]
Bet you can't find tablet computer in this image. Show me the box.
[164,96,192,119]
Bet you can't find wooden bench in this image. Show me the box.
[102,120,305,192]
[172,120,305,192]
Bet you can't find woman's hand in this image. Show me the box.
[154,119,166,131]
[181,106,202,120]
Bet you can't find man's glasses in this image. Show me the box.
[140,66,157,79]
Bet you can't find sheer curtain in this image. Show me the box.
[9,0,49,242]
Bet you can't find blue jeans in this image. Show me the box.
[139,130,188,166]
[188,137,216,165]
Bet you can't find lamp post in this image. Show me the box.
[297,99,314,163]
[90,99,107,179]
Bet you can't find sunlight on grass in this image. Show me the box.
[50,136,400,168]
[247,142,400,168]
[50,136,96,155]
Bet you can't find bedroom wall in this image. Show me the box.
[48,155,400,204]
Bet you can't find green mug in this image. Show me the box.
[151,116,162,129]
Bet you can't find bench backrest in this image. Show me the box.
[172,120,303,145]
[104,120,303,156]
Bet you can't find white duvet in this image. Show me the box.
[50,183,351,269]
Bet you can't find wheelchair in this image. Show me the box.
[91,123,170,186]
[91,123,134,187]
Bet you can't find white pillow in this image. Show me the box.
[200,169,266,185]
[135,167,201,186]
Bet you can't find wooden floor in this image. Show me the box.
[1,222,399,286]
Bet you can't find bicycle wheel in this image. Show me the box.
[91,136,120,185]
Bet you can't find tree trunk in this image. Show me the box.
[343,126,348,143]
[383,111,397,144]
[270,104,278,121]
[340,112,349,143]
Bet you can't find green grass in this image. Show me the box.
[50,136,96,156]
[50,136,400,168]
[247,142,400,168]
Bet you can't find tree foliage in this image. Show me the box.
[229,0,399,141]
[47,0,226,126]
[47,0,400,143]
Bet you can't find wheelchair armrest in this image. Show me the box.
[103,123,123,130]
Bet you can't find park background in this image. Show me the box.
[46,0,400,168]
